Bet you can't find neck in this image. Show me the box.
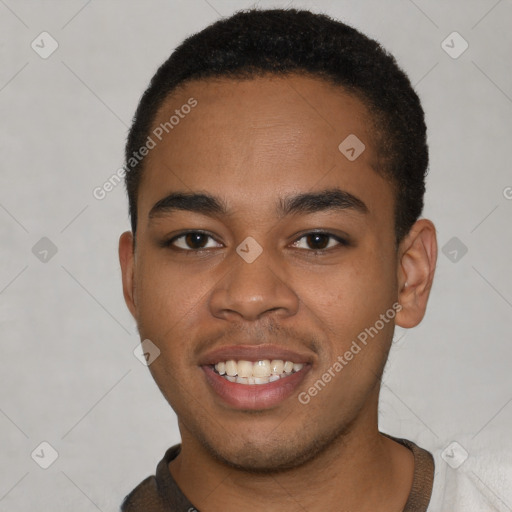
[169,404,414,512]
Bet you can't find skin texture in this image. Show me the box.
[119,74,437,512]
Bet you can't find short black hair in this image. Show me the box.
[124,8,428,245]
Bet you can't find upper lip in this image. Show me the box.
[198,344,314,366]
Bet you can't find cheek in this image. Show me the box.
[133,253,209,353]
[300,249,394,328]
[296,253,397,386]
[133,254,209,405]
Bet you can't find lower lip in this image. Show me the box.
[202,365,310,410]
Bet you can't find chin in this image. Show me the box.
[217,447,306,473]
[203,433,331,474]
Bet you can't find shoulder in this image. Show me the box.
[428,433,512,512]
[120,444,183,512]
[120,475,168,512]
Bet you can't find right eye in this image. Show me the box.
[162,231,223,251]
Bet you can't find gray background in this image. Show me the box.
[1,0,511,510]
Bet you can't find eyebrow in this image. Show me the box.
[148,187,369,223]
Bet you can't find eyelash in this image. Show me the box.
[161,230,349,254]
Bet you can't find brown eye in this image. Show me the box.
[291,232,348,251]
[184,233,208,249]
[166,232,222,251]
[306,233,330,250]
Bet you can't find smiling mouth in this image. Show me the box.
[211,359,304,385]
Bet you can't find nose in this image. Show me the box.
[208,243,299,322]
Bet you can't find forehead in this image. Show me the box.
[150,73,376,165]
[137,73,393,229]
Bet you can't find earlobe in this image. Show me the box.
[395,219,438,328]
[119,231,137,319]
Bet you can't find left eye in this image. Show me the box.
[291,232,347,251]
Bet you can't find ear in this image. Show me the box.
[119,231,137,319]
[395,219,437,328]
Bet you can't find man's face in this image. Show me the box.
[122,74,401,471]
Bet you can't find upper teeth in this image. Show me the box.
[214,359,303,378]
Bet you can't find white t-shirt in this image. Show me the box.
[428,437,512,511]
